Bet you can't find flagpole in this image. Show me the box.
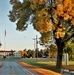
[4,30,6,57]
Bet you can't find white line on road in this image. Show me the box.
[23,68,35,75]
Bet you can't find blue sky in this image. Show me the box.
[0,0,44,51]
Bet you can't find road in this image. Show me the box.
[0,61,43,75]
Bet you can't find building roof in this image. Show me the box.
[0,50,15,52]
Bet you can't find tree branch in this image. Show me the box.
[62,33,74,42]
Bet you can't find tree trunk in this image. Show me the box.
[56,38,64,69]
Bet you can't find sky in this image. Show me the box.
[0,0,44,51]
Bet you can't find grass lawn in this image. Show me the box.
[21,58,74,73]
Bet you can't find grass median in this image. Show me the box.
[21,58,74,73]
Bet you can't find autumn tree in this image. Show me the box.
[19,49,28,58]
[9,0,74,68]
[49,44,57,58]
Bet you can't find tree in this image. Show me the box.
[64,41,74,60]
[27,49,34,58]
[49,44,57,58]
[39,49,44,57]
[64,46,72,60]
[9,0,74,68]
[19,49,28,58]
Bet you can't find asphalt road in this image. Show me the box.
[0,61,43,75]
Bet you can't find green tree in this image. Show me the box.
[44,48,50,57]
[27,49,34,58]
[9,0,74,68]
[64,46,72,60]
[64,40,74,60]
[39,49,44,57]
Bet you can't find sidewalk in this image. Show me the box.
[18,62,62,75]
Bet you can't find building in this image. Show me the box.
[0,50,15,58]
[14,51,21,58]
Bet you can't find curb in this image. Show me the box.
[18,62,62,75]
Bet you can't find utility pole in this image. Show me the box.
[36,35,38,62]
[33,38,36,58]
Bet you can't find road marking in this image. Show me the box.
[24,68,35,75]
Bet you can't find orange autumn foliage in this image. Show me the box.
[55,0,74,38]
[71,18,74,25]
[35,8,52,33]
[31,0,74,36]
[56,0,74,25]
